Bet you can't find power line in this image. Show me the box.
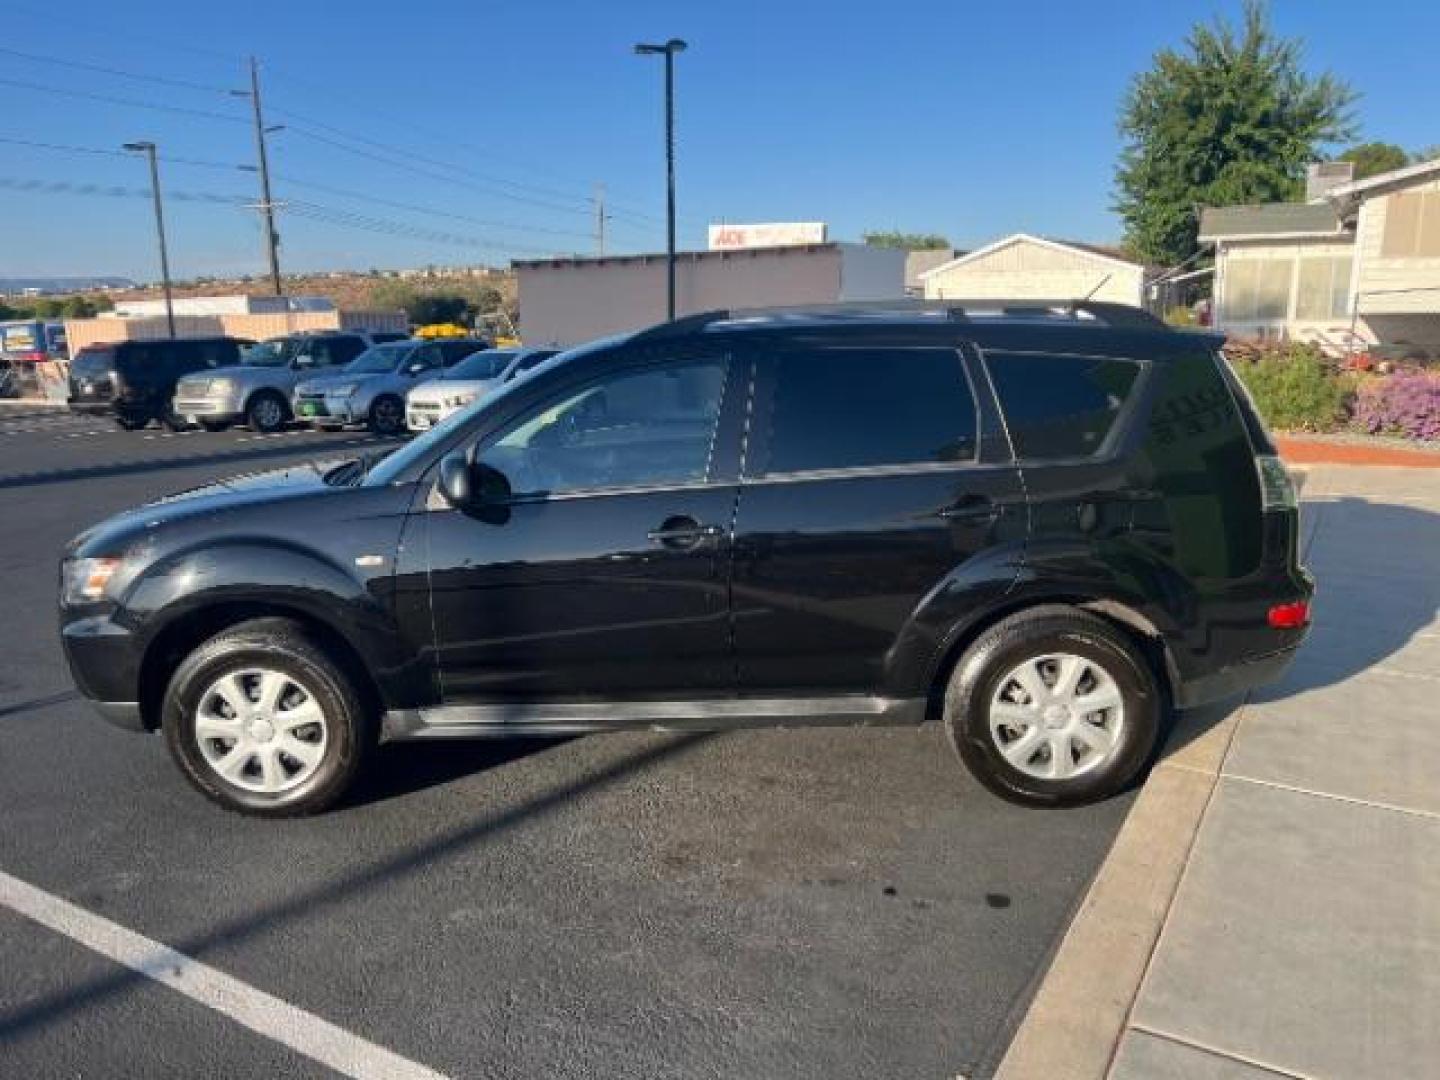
[0,135,250,172]
[0,134,601,244]
[0,173,573,257]
[0,45,233,95]
[0,175,249,204]
[273,174,595,241]
[0,77,249,124]
[279,123,596,217]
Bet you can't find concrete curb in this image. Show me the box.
[994,469,1326,1080]
[992,705,1240,1080]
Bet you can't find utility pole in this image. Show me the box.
[635,38,687,321]
[239,57,283,296]
[592,182,608,257]
[123,141,176,338]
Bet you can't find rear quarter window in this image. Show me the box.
[985,352,1142,460]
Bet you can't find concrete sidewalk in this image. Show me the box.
[998,464,1440,1080]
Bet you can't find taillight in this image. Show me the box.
[1267,601,1310,628]
[1255,454,1297,510]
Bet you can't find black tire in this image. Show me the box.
[199,420,232,432]
[161,410,188,432]
[943,606,1162,807]
[245,391,289,433]
[368,394,405,436]
[161,617,376,817]
[114,414,149,431]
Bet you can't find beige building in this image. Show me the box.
[918,234,1148,307]
[513,242,905,346]
[64,308,407,352]
[1199,158,1440,353]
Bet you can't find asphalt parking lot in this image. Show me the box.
[0,405,1134,1079]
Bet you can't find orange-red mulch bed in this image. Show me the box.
[1276,435,1440,468]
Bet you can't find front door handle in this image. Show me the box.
[937,495,1000,523]
[648,516,723,549]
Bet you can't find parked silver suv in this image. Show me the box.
[293,339,486,435]
[173,331,400,432]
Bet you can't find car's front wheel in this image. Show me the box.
[162,618,375,816]
[368,394,405,436]
[944,607,1161,807]
[245,391,288,433]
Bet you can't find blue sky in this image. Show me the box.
[1,0,1434,282]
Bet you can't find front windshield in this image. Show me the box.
[346,342,413,375]
[242,339,290,366]
[445,350,517,381]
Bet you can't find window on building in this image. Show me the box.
[1221,257,1295,323]
[1381,192,1440,257]
[986,353,1143,460]
[758,348,977,474]
[1295,255,1353,320]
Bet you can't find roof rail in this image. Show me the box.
[629,298,1169,339]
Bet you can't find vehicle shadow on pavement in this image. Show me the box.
[0,731,715,1043]
[0,690,79,720]
[0,434,394,492]
[352,737,569,807]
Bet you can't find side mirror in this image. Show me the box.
[438,453,511,514]
[438,452,472,507]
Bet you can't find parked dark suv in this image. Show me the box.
[67,337,249,430]
[60,301,1314,816]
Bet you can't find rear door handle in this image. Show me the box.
[648,516,723,549]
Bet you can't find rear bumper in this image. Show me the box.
[1173,643,1303,709]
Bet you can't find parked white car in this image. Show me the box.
[404,347,557,432]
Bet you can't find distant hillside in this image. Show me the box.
[1,276,135,294]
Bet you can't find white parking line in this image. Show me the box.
[0,869,448,1080]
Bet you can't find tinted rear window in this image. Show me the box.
[986,352,1142,459]
[761,347,977,474]
[70,349,115,377]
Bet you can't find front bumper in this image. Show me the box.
[174,396,243,423]
[406,402,453,431]
[61,611,149,731]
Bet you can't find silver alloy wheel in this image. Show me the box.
[252,396,283,430]
[988,652,1125,781]
[194,668,329,794]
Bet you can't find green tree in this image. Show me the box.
[1339,142,1411,179]
[863,230,951,250]
[1115,1,1356,266]
[407,293,470,325]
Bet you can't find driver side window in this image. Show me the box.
[476,358,727,499]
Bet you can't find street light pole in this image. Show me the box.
[123,141,175,339]
[635,38,687,321]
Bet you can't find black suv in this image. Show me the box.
[67,337,249,430]
[60,302,1314,817]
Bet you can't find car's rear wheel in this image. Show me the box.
[246,391,288,433]
[162,618,375,817]
[368,394,404,436]
[944,607,1161,807]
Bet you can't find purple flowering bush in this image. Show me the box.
[1352,373,1440,441]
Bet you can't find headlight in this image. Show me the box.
[62,556,122,604]
[210,378,235,394]
[443,392,478,409]
[329,382,358,397]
